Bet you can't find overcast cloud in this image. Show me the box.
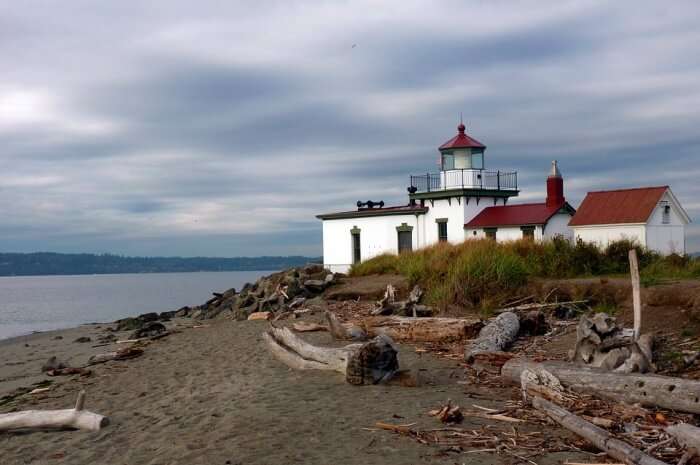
[1,0,699,256]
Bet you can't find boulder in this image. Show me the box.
[130,321,167,339]
[73,336,92,343]
[159,310,177,321]
[115,317,143,332]
[137,312,160,323]
[174,306,192,318]
[303,279,327,293]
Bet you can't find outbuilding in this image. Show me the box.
[569,186,690,255]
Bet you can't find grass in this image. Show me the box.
[350,238,700,312]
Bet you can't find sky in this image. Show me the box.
[1,0,699,257]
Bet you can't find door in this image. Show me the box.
[397,230,413,253]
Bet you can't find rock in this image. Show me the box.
[41,356,67,373]
[73,336,92,343]
[324,273,335,284]
[53,335,63,340]
[222,288,237,299]
[159,311,177,321]
[130,321,167,339]
[175,306,192,318]
[248,311,272,321]
[190,309,203,320]
[137,312,160,323]
[303,279,327,292]
[239,293,257,309]
[115,317,143,332]
[289,297,306,309]
[97,334,117,343]
[303,263,324,275]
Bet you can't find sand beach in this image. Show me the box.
[0,313,590,465]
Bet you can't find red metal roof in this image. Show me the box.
[569,186,668,226]
[439,123,486,150]
[465,202,567,228]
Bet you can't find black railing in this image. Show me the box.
[409,169,517,193]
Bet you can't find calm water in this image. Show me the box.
[0,271,273,340]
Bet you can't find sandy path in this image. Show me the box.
[1,319,583,465]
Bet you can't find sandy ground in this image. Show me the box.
[1,317,591,465]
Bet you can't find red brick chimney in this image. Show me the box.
[546,160,565,208]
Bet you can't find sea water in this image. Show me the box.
[0,270,272,340]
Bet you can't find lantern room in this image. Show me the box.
[438,123,486,171]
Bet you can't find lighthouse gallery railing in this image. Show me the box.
[409,169,518,193]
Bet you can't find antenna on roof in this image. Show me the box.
[459,112,463,125]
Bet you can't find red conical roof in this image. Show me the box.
[439,123,485,150]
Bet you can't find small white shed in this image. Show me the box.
[569,186,690,255]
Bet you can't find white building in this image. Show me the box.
[316,123,575,273]
[569,186,691,255]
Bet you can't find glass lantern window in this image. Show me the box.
[442,153,455,170]
[471,149,484,169]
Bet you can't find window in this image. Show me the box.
[662,205,671,224]
[351,228,361,264]
[471,149,484,169]
[396,223,413,253]
[442,153,455,170]
[484,228,497,240]
[521,226,535,241]
[437,220,448,242]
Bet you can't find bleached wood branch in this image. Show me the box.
[0,390,109,432]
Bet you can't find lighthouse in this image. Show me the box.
[317,121,536,272]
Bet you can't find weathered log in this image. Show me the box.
[361,316,482,343]
[465,312,519,362]
[532,397,666,465]
[0,390,109,432]
[262,326,398,385]
[666,423,700,451]
[502,359,700,414]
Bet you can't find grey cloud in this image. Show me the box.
[1,0,699,256]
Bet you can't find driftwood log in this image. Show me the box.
[532,396,666,465]
[0,390,109,432]
[361,316,482,343]
[465,312,519,362]
[262,326,398,385]
[502,359,700,414]
[325,312,482,343]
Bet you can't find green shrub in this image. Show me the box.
[351,238,699,311]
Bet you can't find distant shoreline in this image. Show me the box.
[0,251,320,277]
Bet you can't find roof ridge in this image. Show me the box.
[587,185,668,194]
[482,202,547,208]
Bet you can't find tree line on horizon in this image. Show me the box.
[0,252,321,276]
